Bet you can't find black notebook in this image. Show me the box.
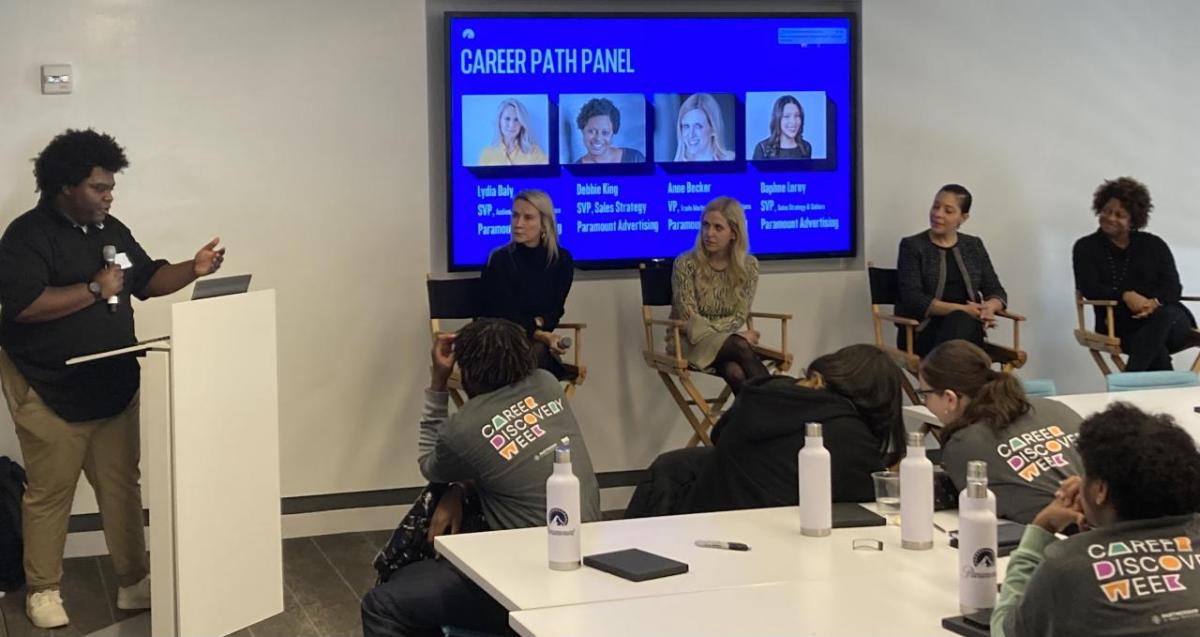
[833,502,887,528]
[583,548,689,582]
[941,609,992,636]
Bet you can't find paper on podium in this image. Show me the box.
[65,336,171,366]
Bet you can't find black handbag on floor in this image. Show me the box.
[372,483,487,584]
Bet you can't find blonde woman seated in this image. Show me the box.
[919,340,1084,524]
[674,93,736,162]
[669,196,763,393]
[476,98,548,166]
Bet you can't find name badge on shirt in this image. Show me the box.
[115,252,134,269]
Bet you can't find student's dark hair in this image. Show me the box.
[1077,402,1200,520]
[807,344,906,466]
[454,318,535,397]
[919,340,1029,441]
[576,98,621,134]
[763,95,804,159]
[34,129,129,197]
[1091,176,1152,231]
[937,183,972,214]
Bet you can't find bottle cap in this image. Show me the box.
[967,482,989,499]
[554,438,571,464]
[907,431,925,448]
[805,422,823,437]
[966,460,987,482]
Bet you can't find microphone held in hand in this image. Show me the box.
[558,336,572,350]
[102,245,119,313]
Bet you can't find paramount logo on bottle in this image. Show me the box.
[548,507,574,536]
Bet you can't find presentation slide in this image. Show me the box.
[446,14,857,269]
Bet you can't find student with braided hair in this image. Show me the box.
[362,318,600,637]
[918,340,1084,524]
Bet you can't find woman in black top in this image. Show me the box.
[480,190,574,378]
[624,344,906,517]
[896,184,1008,356]
[1072,177,1197,371]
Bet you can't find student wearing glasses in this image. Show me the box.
[919,340,1083,524]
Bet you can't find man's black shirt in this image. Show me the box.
[0,202,165,421]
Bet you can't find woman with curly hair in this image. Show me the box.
[919,340,1083,525]
[1073,176,1197,370]
[990,402,1200,637]
[573,97,645,164]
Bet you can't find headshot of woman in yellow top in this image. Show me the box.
[674,93,736,162]
[477,98,549,166]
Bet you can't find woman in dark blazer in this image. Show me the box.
[480,189,574,378]
[896,184,1007,356]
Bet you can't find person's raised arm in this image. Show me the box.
[143,237,225,298]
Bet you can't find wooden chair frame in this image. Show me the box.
[427,274,587,408]
[1074,291,1200,377]
[639,264,793,447]
[867,262,1028,404]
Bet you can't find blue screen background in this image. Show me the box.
[447,15,856,269]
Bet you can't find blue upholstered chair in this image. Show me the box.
[1020,378,1058,398]
[1105,371,1200,393]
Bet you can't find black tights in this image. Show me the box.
[713,334,770,394]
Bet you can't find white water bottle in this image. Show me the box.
[798,422,832,537]
[900,431,934,550]
[958,463,998,614]
[546,439,581,571]
[958,460,997,517]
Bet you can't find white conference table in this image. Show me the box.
[437,506,993,636]
[509,579,957,637]
[904,386,1200,437]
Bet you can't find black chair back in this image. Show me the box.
[427,276,484,319]
[639,260,674,306]
[867,266,901,306]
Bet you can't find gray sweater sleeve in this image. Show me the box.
[992,525,1058,637]
[417,389,475,483]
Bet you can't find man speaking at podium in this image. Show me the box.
[0,129,225,629]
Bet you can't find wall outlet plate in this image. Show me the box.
[41,64,72,94]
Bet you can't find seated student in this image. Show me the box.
[1073,176,1198,371]
[992,403,1200,637]
[919,340,1083,525]
[669,196,765,394]
[625,344,906,517]
[361,318,601,637]
[896,184,1007,356]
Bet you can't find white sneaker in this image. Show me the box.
[26,588,70,628]
[117,574,151,610]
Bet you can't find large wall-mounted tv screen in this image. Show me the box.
[445,13,858,270]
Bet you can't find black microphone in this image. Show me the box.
[558,336,572,350]
[102,245,118,313]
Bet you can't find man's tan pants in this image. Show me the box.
[0,351,148,592]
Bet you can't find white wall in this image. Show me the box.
[0,0,1197,522]
[862,0,1200,394]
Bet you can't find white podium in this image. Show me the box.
[69,290,283,637]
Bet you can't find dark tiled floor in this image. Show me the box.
[0,530,392,637]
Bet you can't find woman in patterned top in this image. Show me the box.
[669,196,764,393]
